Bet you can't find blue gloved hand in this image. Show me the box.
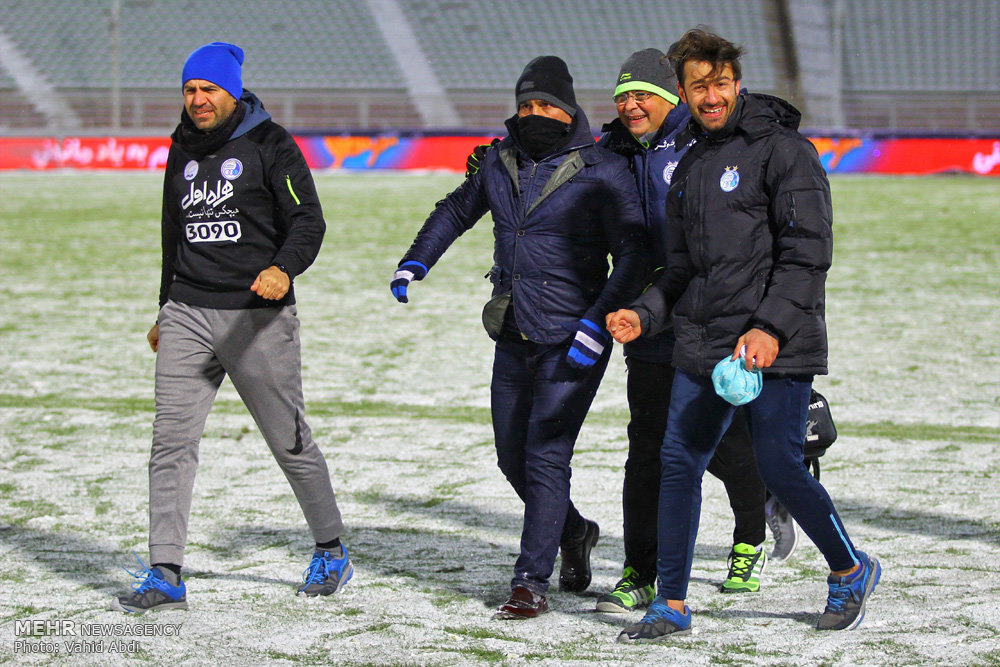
[390,261,427,303]
[711,346,762,405]
[566,319,610,368]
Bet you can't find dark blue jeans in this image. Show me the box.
[657,369,859,599]
[491,335,610,594]
[623,357,765,585]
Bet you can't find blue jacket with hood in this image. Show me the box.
[400,107,646,344]
[599,102,692,363]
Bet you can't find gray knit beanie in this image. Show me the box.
[614,48,679,105]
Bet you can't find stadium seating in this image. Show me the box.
[842,0,999,92]
[0,0,405,88]
[0,0,996,132]
[839,0,1000,131]
[399,0,777,91]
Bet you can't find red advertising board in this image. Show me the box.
[1,135,998,175]
[0,137,171,170]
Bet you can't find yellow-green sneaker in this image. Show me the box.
[596,567,655,612]
[721,543,766,593]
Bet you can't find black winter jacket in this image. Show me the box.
[400,108,646,344]
[159,91,325,309]
[631,93,832,377]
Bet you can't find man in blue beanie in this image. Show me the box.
[111,42,352,613]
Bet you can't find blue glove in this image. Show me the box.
[711,347,762,405]
[566,319,610,368]
[390,261,427,303]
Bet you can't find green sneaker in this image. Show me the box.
[721,543,767,593]
[596,567,655,612]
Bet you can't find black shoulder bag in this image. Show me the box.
[803,390,837,480]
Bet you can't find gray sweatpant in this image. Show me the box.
[148,299,344,566]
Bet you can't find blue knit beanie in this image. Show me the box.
[182,42,244,100]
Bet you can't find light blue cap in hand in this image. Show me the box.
[711,347,762,406]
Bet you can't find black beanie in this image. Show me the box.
[614,48,679,105]
[515,55,577,117]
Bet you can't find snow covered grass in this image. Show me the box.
[0,171,998,665]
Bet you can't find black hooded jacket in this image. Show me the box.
[159,90,325,309]
[631,92,833,377]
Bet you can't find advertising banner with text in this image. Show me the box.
[2,135,998,176]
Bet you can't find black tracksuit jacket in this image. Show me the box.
[158,91,325,310]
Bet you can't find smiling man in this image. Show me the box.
[110,42,352,613]
[607,29,881,641]
[596,48,779,614]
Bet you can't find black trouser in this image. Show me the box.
[622,357,766,584]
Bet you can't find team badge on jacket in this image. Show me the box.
[221,158,243,180]
[720,165,740,192]
[663,161,678,185]
[184,160,198,181]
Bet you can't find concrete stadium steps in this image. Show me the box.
[0,0,997,132]
[398,0,777,92]
[842,0,1000,93]
[0,0,407,89]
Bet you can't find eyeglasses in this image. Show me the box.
[614,91,657,105]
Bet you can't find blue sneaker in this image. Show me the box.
[616,597,692,643]
[109,554,187,614]
[297,546,354,597]
[816,551,882,630]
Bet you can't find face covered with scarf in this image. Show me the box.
[515,99,574,159]
[512,56,578,160]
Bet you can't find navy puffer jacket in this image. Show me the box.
[632,93,832,377]
[401,107,646,344]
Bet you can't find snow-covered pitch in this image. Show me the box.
[1,172,998,665]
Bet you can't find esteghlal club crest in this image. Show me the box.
[720,165,740,192]
[221,158,243,180]
[663,161,678,185]
[183,160,198,181]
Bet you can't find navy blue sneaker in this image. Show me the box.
[617,597,692,643]
[297,546,354,596]
[109,554,187,614]
[816,551,882,630]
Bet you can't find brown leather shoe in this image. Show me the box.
[493,586,549,620]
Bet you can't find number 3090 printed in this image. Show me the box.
[185,221,242,243]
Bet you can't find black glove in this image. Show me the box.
[465,137,500,178]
